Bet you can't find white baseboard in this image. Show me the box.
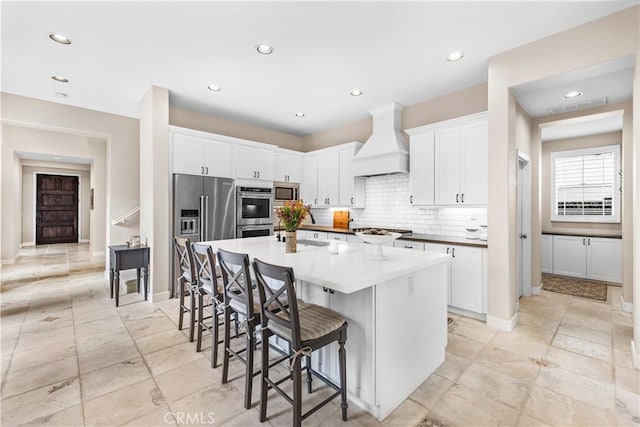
[150,291,170,303]
[631,340,639,370]
[1,258,16,265]
[486,312,519,332]
[20,242,35,248]
[620,296,633,313]
[532,283,542,295]
[79,239,90,243]
[92,251,105,257]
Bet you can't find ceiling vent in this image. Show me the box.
[547,97,607,116]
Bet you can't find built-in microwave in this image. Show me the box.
[274,182,299,205]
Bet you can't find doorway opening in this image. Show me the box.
[36,173,79,245]
[517,151,532,299]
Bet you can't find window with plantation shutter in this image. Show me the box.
[551,145,620,223]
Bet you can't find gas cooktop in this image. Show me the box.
[352,227,413,235]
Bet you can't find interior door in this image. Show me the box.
[36,174,79,245]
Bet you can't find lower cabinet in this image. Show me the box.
[551,234,622,283]
[297,230,328,240]
[426,243,485,314]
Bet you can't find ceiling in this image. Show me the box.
[1,1,636,137]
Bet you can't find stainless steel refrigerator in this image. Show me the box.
[172,174,235,294]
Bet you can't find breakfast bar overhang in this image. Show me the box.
[204,236,451,420]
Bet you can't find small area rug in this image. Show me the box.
[542,273,607,301]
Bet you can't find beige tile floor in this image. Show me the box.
[1,243,638,426]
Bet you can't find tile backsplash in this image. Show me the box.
[309,174,487,237]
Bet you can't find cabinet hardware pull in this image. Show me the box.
[404,245,412,249]
[446,248,450,254]
[351,197,354,204]
[314,198,317,205]
[329,289,334,294]
[588,238,591,245]
[201,166,204,175]
[583,238,586,245]
[253,171,256,178]
[205,166,208,175]
[452,248,456,258]
[257,171,260,179]
[410,195,413,204]
[456,193,459,203]
[322,287,328,293]
[461,193,464,203]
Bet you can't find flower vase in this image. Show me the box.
[285,231,297,253]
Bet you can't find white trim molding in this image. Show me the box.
[486,313,519,332]
[631,340,639,370]
[1,258,17,265]
[20,242,35,248]
[532,283,542,295]
[150,291,171,303]
[620,296,633,313]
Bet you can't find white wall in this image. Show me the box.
[21,162,91,245]
[486,6,638,328]
[1,93,138,262]
[309,174,487,237]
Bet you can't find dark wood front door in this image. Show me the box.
[36,174,79,245]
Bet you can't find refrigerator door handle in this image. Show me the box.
[204,196,209,241]
[199,195,205,241]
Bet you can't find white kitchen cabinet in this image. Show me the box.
[328,232,348,241]
[298,283,375,404]
[587,237,623,283]
[274,150,302,183]
[551,234,622,283]
[408,131,435,205]
[552,235,588,278]
[426,243,484,314]
[338,148,365,207]
[541,234,553,274]
[393,240,425,251]
[434,118,488,205]
[172,133,233,178]
[317,152,340,206]
[234,145,274,181]
[301,155,318,206]
[298,230,328,240]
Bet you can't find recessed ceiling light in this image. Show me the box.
[350,89,363,97]
[54,92,68,98]
[49,33,71,45]
[207,84,221,92]
[563,91,583,99]
[256,44,273,55]
[51,75,69,83]
[446,51,464,62]
[295,112,305,117]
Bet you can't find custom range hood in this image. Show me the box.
[352,103,409,177]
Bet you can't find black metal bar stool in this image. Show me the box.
[252,258,348,427]
[173,237,197,342]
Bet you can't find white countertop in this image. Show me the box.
[203,236,450,294]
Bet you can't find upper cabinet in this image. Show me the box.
[233,144,275,181]
[300,142,364,208]
[317,152,340,206]
[434,118,488,205]
[408,131,435,205]
[406,112,488,207]
[274,149,303,183]
[172,133,233,178]
[339,148,365,207]
[301,155,319,205]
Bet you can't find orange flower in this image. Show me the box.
[275,200,311,232]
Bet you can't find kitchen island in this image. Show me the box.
[204,236,450,420]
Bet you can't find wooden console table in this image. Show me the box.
[108,245,150,307]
